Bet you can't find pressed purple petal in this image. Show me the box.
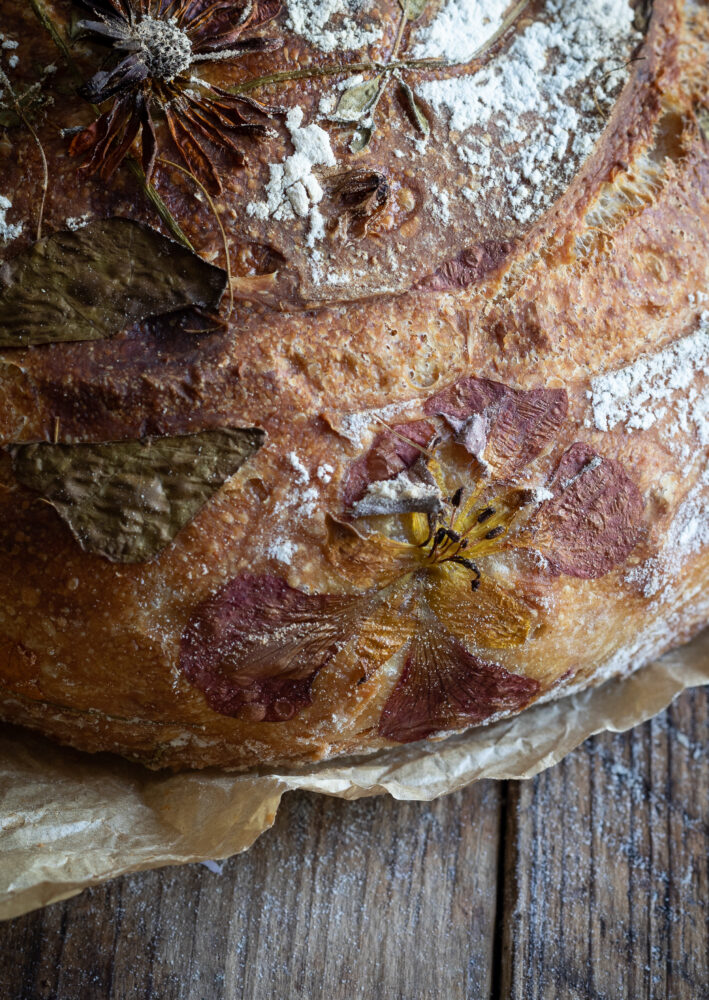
[533,442,644,578]
[378,626,540,743]
[180,573,370,722]
[424,377,567,474]
[417,240,514,291]
[342,420,436,510]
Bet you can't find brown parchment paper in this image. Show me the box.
[1,629,707,922]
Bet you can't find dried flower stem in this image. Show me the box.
[0,64,48,240]
[226,56,445,95]
[158,157,234,322]
[27,0,194,251]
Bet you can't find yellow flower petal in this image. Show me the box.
[351,587,416,680]
[426,563,533,649]
[325,514,420,590]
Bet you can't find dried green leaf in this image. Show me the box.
[332,75,382,123]
[350,118,376,153]
[11,427,265,562]
[399,79,429,136]
[398,0,430,20]
[0,218,227,348]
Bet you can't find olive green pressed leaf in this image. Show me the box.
[399,79,430,136]
[0,217,227,348]
[10,427,265,563]
[332,75,382,123]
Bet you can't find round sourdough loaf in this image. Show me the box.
[0,0,706,769]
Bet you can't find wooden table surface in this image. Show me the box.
[1,688,706,1000]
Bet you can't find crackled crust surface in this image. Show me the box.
[0,0,707,769]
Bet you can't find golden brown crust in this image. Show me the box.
[0,0,707,768]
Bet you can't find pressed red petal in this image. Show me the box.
[177,98,247,164]
[342,419,436,509]
[69,111,114,161]
[424,377,567,475]
[164,101,223,192]
[416,240,514,291]
[69,96,135,179]
[532,442,644,578]
[378,626,540,744]
[98,103,142,179]
[180,573,371,722]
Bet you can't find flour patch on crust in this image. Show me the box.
[413,0,512,64]
[335,399,423,447]
[417,0,641,225]
[286,0,383,53]
[625,469,709,598]
[246,107,336,248]
[589,311,709,447]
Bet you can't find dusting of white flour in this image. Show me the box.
[0,194,22,243]
[417,0,641,224]
[413,0,512,64]
[589,311,709,445]
[625,470,709,598]
[267,537,298,565]
[247,107,336,247]
[286,0,382,53]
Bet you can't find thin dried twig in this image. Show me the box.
[158,157,234,323]
[0,64,48,240]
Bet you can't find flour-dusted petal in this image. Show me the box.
[378,626,540,743]
[533,442,644,578]
[350,590,416,681]
[342,419,436,509]
[427,564,533,649]
[180,573,376,722]
[424,377,567,474]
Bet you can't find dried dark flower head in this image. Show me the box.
[331,169,390,240]
[70,0,283,191]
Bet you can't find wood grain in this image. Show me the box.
[500,690,708,1000]
[0,689,706,1000]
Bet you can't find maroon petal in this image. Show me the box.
[192,33,282,56]
[180,573,369,722]
[424,377,567,475]
[185,0,281,49]
[136,92,157,180]
[416,240,514,291]
[69,95,135,179]
[378,627,540,744]
[78,54,149,105]
[534,442,644,578]
[342,419,436,510]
